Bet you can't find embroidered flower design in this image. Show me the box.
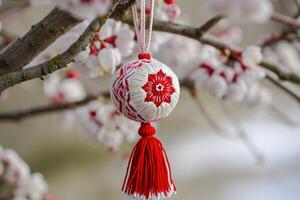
[142,70,175,107]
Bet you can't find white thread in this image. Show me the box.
[132,0,154,54]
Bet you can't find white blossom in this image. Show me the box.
[156,35,201,78]
[57,79,86,102]
[206,73,228,98]
[192,45,266,102]
[198,45,223,67]
[75,101,139,151]
[0,149,30,185]
[43,70,86,103]
[0,146,48,200]
[213,21,243,44]
[225,79,247,102]
[83,19,135,77]
[246,84,272,106]
[54,0,111,20]
[242,46,263,67]
[29,0,52,6]
[208,0,273,23]
[275,41,300,73]
[15,173,48,200]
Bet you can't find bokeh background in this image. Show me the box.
[1,0,300,199]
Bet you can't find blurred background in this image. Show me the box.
[1,0,300,200]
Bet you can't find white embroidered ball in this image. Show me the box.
[111,58,180,122]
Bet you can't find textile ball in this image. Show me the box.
[111,58,180,122]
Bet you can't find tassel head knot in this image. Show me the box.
[138,122,156,137]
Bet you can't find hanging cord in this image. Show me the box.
[132,0,155,55]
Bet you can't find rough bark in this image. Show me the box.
[0,8,80,75]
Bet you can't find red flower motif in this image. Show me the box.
[142,70,175,107]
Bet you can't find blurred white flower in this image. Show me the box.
[83,19,134,77]
[275,41,300,73]
[57,79,86,102]
[0,146,48,200]
[75,101,139,151]
[15,173,48,200]
[96,48,121,75]
[54,0,111,19]
[164,3,181,20]
[29,0,52,6]
[43,70,86,103]
[193,68,210,91]
[0,149,30,185]
[242,46,263,67]
[206,73,228,98]
[208,0,273,23]
[156,35,201,78]
[214,20,243,44]
[198,45,223,67]
[225,79,247,102]
[192,45,266,102]
[246,84,272,106]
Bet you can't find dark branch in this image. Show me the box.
[0,0,128,92]
[0,93,108,121]
[266,75,300,103]
[0,8,80,75]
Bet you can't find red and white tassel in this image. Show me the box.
[122,123,176,200]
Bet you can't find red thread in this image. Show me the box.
[164,0,174,4]
[122,123,176,199]
[142,70,175,107]
[138,122,156,137]
[200,63,215,76]
[66,69,80,79]
[103,35,117,47]
[138,53,152,60]
[145,7,152,15]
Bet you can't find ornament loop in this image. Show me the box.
[132,0,155,54]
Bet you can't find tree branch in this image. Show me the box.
[266,75,300,103]
[271,12,300,29]
[1,11,300,93]
[148,20,300,83]
[0,8,81,75]
[0,92,109,121]
[0,79,191,122]
[0,0,132,92]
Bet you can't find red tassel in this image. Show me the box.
[122,122,176,200]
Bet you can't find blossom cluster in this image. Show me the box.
[30,0,111,19]
[0,146,48,200]
[76,19,135,77]
[74,101,139,152]
[207,0,273,23]
[24,0,276,152]
[192,45,267,103]
[43,69,138,151]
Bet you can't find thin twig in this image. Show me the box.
[221,103,265,164]
[184,81,264,163]
[293,0,300,18]
[145,20,300,83]
[192,93,230,138]
[0,79,189,122]
[266,75,300,103]
[268,103,299,126]
[0,92,109,121]
[271,12,300,29]
[196,14,225,34]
